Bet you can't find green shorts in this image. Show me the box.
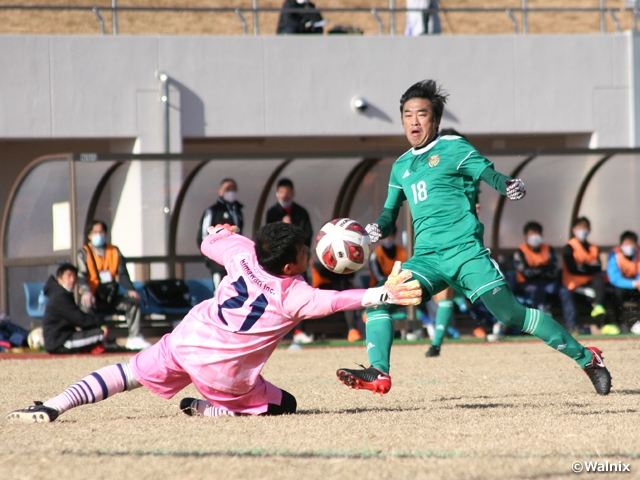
[403,241,506,303]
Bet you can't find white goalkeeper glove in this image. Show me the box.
[365,223,382,243]
[505,179,526,201]
[361,261,422,307]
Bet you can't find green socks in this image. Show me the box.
[432,300,454,348]
[480,287,592,368]
[523,308,591,368]
[365,306,394,374]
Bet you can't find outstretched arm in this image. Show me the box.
[480,166,526,200]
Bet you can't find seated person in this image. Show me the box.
[607,230,640,326]
[560,216,607,331]
[276,0,325,34]
[513,221,559,312]
[77,220,150,351]
[43,263,105,354]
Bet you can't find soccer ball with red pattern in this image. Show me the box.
[315,218,371,274]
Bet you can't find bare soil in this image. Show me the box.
[2,339,639,480]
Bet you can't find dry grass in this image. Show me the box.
[2,339,640,479]
[0,0,636,36]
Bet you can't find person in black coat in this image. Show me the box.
[266,178,315,343]
[43,263,105,354]
[276,0,325,34]
[265,178,313,250]
[198,178,244,290]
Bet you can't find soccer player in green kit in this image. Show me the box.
[336,79,611,396]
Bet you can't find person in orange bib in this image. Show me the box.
[77,220,150,351]
[606,230,640,326]
[513,221,559,312]
[559,217,607,331]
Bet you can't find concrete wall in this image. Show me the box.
[0,32,636,146]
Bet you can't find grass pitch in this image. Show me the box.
[2,338,640,480]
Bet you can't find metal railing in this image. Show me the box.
[0,3,638,36]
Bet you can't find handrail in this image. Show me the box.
[0,5,637,36]
[92,7,105,35]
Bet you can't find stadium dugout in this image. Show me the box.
[2,148,640,332]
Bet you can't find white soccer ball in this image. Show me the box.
[27,327,44,350]
[315,218,371,274]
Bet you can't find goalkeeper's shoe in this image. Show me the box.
[583,346,611,395]
[336,366,391,395]
[425,345,440,357]
[6,401,59,423]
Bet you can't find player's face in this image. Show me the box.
[290,245,310,275]
[402,98,440,149]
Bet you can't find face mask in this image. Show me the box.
[91,234,106,248]
[279,200,293,209]
[222,191,237,203]
[526,234,542,248]
[621,245,636,257]
[574,229,589,241]
[381,239,395,249]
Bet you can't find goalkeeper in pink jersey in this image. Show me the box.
[7,222,421,423]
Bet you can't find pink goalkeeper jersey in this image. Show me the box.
[169,229,365,395]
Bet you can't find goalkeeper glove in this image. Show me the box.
[361,261,422,307]
[505,179,526,201]
[365,223,382,243]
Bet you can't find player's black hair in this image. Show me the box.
[276,178,294,190]
[399,80,449,121]
[523,221,543,235]
[56,263,78,278]
[85,220,108,237]
[254,222,306,276]
[220,178,237,187]
[620,230,638,244]
[573,216,591,229]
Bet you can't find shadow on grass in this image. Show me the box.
[297,406,423,415]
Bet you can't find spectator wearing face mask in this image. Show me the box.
[607,230,640,327]
[265,178,314,344]
[560,216,606,330]
[513,221,559,312]
[198,178,244,291]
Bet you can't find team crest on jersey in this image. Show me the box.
[428,155,440,167]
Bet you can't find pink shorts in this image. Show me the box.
[129,334,282,415]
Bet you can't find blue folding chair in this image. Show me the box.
[24,282,47,319]
[185,278,214,307]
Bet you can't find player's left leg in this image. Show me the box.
[6,362,142,423]
[480,287,611,395]
[180,389,297,417]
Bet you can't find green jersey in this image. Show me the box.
[380,135,494,252]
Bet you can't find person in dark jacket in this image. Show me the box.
[266,178,314,343]
[276,0,325,34]
[43,263,105,354]
[198,178,244,291]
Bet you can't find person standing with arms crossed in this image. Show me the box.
[337,79,611,396]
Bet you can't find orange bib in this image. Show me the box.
[516,243,551,283]
[83,244,120,294]
[561,237,599,290]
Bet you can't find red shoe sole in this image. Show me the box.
[336,370,391,395]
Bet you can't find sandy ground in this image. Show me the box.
[0,0,635,36]
[1,338,639,480]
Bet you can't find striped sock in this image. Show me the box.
[44,363,141,414]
